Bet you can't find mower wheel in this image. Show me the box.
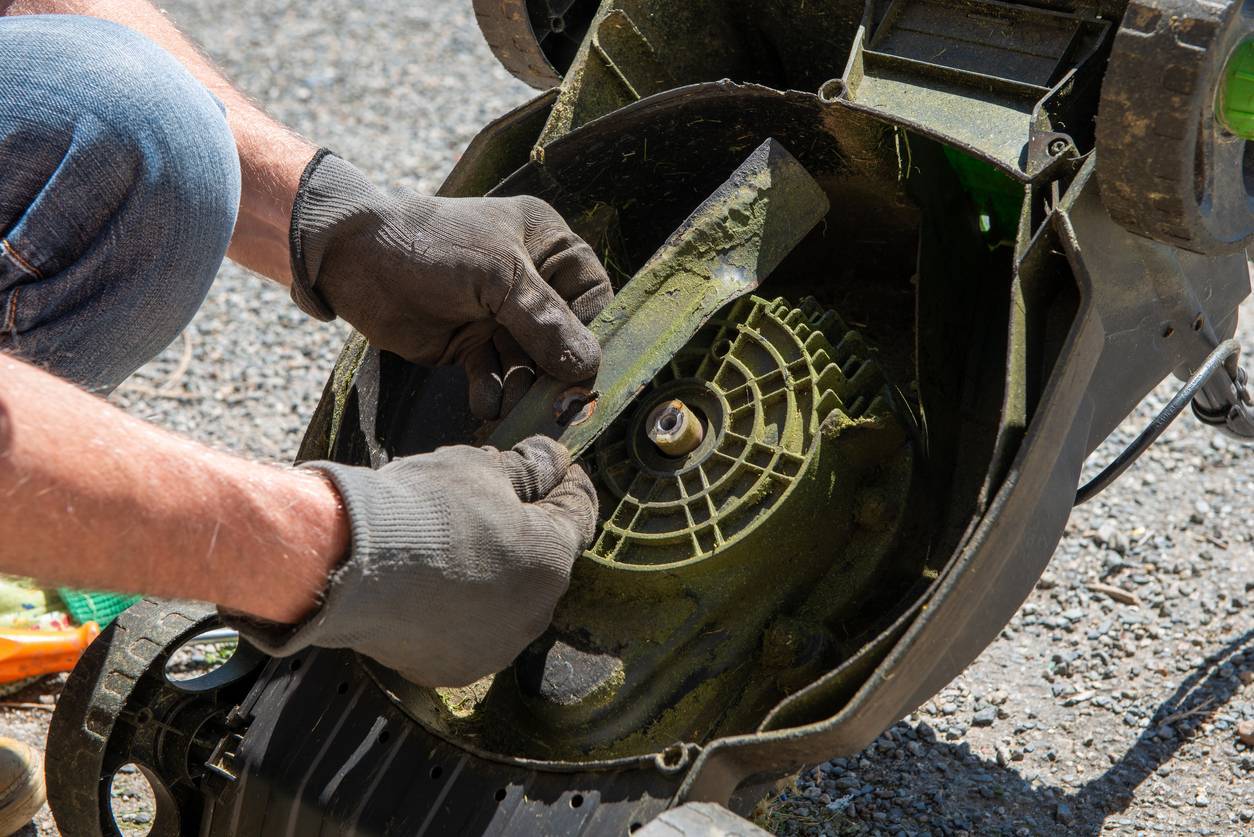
[1097,0,1253,254]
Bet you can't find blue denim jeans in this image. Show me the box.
[0,14,240,393]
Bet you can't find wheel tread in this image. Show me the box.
[472,0,563,89]
[46,599,219,836]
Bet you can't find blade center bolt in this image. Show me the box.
[646,400,704,457]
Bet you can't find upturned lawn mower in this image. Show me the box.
[47,1,1253,833]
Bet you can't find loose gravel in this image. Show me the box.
[4,2,1252,835]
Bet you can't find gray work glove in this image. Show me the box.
[290,150,612,419]
[226,436,597,687]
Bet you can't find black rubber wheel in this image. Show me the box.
[1097,0,1253,254]
[473,0,597,89]
[46,599,266,837]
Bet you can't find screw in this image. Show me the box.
[1047,138,1069,156]
[553,387,597,427]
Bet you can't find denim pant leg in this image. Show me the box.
[0,15,241,393]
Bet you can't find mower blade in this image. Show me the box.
[489,137,829,455]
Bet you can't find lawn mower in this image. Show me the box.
[46,0,1253,833]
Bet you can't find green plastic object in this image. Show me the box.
[941,146,1024,242]
[587,294,893,568]
[56,589,141,627]
[1218,39,1254,139]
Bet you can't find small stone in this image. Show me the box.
[972,707,997,727]
[1095,523,1119,550]
[1236,719,1254,747]
[1056,802,1075,824]
[1102,551,1126,572]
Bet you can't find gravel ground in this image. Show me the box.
[3,1,1252,835]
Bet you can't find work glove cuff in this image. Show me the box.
[221,460,451,660]
[289,150,385,322]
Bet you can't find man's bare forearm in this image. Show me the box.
[0,355,347,623]
[1,0,316,284]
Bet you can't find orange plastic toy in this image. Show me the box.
[0,622,100,683]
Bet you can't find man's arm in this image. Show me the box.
[0,353,596,686]
[0,354,345,623]
[0,0,314,284]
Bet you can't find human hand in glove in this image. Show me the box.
[289,151,613,419]
[225,436,596,687]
